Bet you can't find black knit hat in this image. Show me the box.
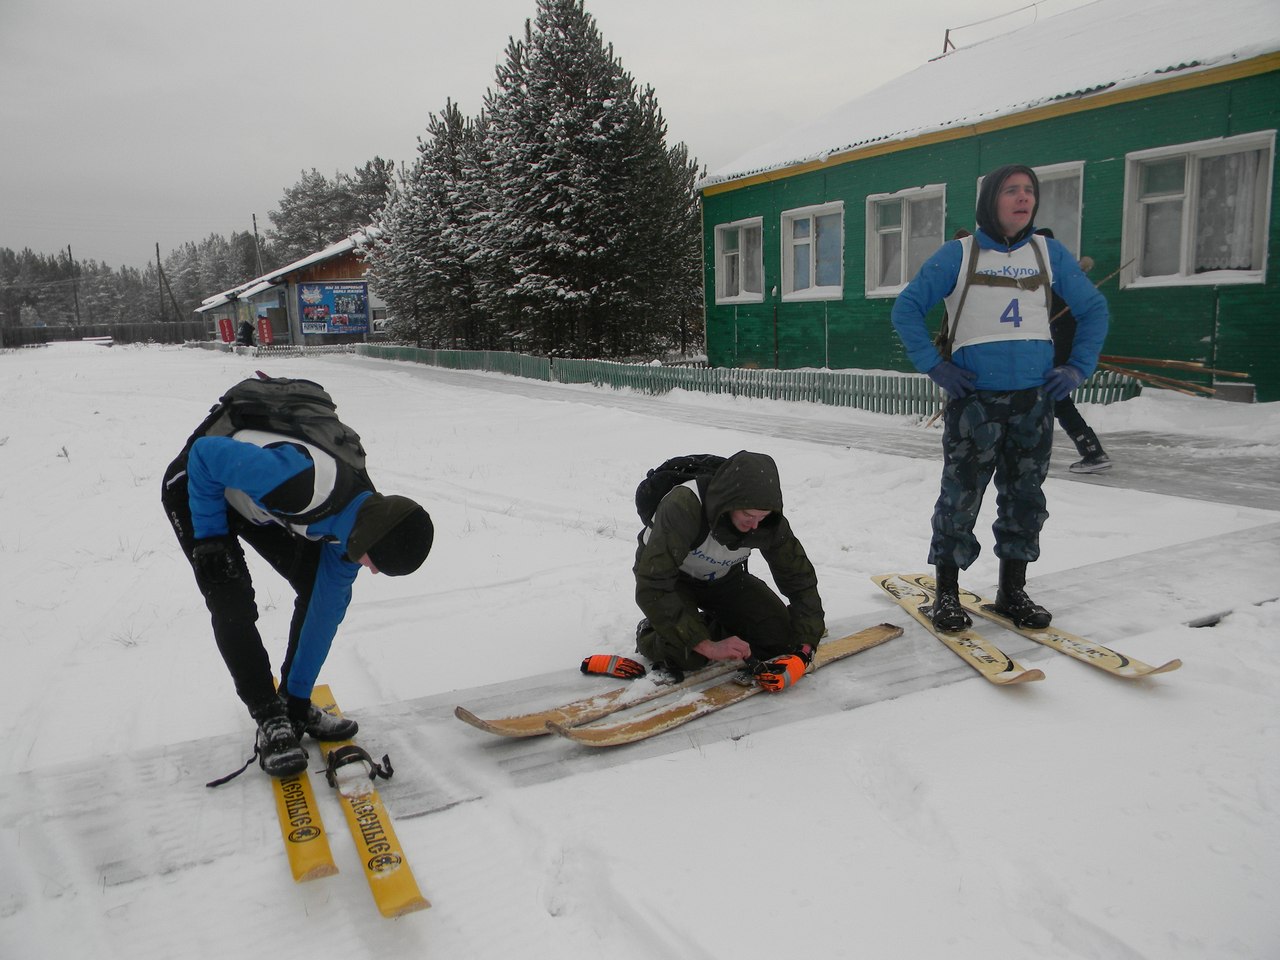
[347,494,433,576]
[976,163,1039,245]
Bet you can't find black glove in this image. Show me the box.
[191,536,241,583]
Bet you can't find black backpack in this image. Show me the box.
[635,454,726,527]
[183,373,372,520]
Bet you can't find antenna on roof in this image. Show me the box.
[941,1,1043,56]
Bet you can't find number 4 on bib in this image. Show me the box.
[1000,298,1023,327]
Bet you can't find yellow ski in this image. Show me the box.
[310,685,430,918]
[270,769,339,882]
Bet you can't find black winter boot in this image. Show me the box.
[251,699,308,777]
[930,564,972,632]
[1069,427,1112,474]
[285,694,359,742]
[992,559,1052,628]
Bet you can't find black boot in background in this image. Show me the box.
[1069,427,1112,474]
[992,559,1052,628]
[931,564,972,632]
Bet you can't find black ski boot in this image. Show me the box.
[992,559,1052,628]
[1069,427,1112,474]
[252,700,308,777]
[931,564,972,632]
[285,694,359,742]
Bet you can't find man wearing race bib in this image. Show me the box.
[891,164,1109,633]
[632,451,825,689]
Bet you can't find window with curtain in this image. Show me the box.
[1123,131,1274,286]
[864,186,945,296]
[714,218,763,303]
[1033,164,1083,257]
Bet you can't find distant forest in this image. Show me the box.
[0,158,393,332]
[1,0,703,359]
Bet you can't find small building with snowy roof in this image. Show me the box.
[696,0,1280,401]
[195,230,384,345]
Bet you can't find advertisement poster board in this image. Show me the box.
[298,281,369,335]
[217,317,234,343]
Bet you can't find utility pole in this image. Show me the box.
[252,214,266,276]
[156,243,166,322]
[67,245,82,324]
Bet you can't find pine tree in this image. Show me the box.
[267,169,340,262]
[476,0,702,358]
[367,103,489,347]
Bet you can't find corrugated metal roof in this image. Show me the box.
[698,0,1280,191]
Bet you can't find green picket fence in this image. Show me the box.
[356,344,1139,416]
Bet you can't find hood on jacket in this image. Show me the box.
[976,163,1039,247]
[702,450,784,534]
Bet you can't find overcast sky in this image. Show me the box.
[0,0,1065,271]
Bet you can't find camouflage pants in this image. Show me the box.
[928,388,1053,570]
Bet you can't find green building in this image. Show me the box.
[697,0,1280,401]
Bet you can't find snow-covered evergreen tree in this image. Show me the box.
[367,102,489,347]
[475,0,702,357]
[268,161,393,264]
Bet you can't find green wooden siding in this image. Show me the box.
[702,69,1280,401]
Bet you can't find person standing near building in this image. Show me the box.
[1037,227,1112,473]
[633,450,825,691]
[891,164,1109,631]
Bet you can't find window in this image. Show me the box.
[974,163,1083,255]
[781,202,844,300]
[1031,162,1083,257]
[714,218,763,303]
[865,186,944,297]
[1122,131,1274,286]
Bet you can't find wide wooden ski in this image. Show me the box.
[906,574,1182,679]
[454,661,741,737]
[548,623,903,748]
[310,685,430,918]
[872,574,1045,685]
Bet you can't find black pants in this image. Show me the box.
[162,454,321,716]
[1054,396,1089,438]
[635,568,795,670]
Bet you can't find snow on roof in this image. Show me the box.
[197,228,379,311]
[698,0,1280,191]
[260,228,378,284]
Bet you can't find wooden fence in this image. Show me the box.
[1,321,206,348]
[356,344,1140,416]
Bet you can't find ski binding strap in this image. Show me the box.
[324,744,394,788]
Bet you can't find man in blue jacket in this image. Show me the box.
[891,164,1108,632]
[161,400,433,777]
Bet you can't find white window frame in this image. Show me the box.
[864,185,946,298]
[713,217,764,304]
[973,163,1084,255]
[1029,161,1084,257]
[781,201,844,301]
[1120,131,1274,289]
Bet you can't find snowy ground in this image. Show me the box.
[1,342,1276,959]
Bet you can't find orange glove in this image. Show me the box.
[752,646,813,692]
[580,654,647,679]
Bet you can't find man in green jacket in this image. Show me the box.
[633,451,825,690]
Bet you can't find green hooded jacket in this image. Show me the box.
[633,450,825,652]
